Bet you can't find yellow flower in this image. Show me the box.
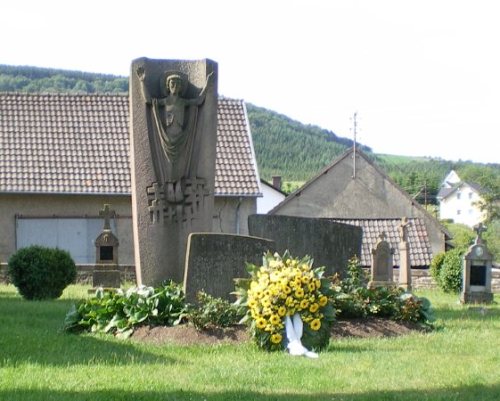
[309,303,319,313]
[256,317,267,329]
[310,319,321,331]
[295,288,304,298]
[285,296,294,306]
[308,282,316,292]
[278,306,286,317]
[270,314,281,325]
[283,285,292,294]
[270,272,280,282]
[248,299,257,308]
[301,275,310,284]
[269,260,280,268]
[315,279,322,289]
[299,299,309,310]
[270,333,282,344]
[318,295,328,307]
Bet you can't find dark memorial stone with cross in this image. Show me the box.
[460,223,493,304]
[93,204,121,288]
[130,58,218,285]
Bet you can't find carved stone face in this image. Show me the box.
[167,77,183,95]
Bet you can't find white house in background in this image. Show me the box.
[257,177,287,214]
[437,170,486,227]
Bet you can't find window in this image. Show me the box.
[457,192,461,200]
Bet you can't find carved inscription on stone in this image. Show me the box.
[146,178,209,224]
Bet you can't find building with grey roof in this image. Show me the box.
[0,92,261,268]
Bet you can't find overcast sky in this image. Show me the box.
[2,0,499,164]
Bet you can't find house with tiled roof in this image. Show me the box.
[0,92,261,269]
[269,148,449,268]
[437,170,486,227]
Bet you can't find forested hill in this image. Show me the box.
[246,103,372,181]
[1,64,499,202]
[0,64,128,93]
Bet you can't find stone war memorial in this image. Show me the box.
[130,58,218,285]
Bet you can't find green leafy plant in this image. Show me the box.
[8,245,76,300]
[64,281,187,338]
[187,291,244,331]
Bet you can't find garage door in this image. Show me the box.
[16,218,116,264]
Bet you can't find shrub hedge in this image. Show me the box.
[8,245,76,300]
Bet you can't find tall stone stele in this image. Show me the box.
[130,58,218,285]
[398,217,412,291]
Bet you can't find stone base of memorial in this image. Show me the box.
[367,280,397,289]
[92,267,121,289]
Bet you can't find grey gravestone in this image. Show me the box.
[183,233,275,303]
[461,224,494,304]
[248,215,362,276]
[398,217,412,291]
[93,204,121,288]
[368,232,395,288]
[130,58,218,285]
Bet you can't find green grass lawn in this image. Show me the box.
[1,285,499,401]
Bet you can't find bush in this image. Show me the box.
[439,248,465,293]
[8,245,76,300]
[329,257,434,325]
[430,252,447,288]
[188,291,244,331]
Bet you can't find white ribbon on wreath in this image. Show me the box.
[285,313,318,358]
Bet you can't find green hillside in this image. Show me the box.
[246,103,372,182]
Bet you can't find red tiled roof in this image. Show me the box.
[0,92,261,197]
[216,97,261,196]
[332,218,432,267]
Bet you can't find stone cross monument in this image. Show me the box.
[130,57,218,285]
[398,217,412,291]
[93,204,120,288]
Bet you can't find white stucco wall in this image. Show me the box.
[257,185,285,214]
[439,185,486,227]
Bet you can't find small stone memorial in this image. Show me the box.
[368,232,395,289]
[93,204,121,288]
[398,217,412,291]
[130,58,218,285]
[183,233,275,303]
[460,224,494,304]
